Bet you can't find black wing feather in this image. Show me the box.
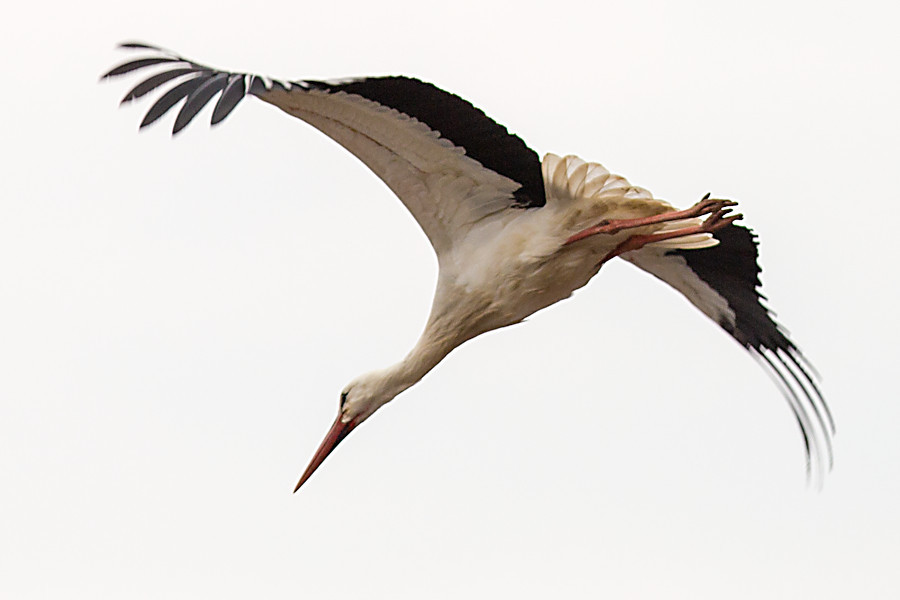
[120,67,197,104]
[211,75,247,125]
[101,57,183,79]
[118,41,166,51]
[755,351,813,476]
[140,73,210,129]
[670,225,793,349]
[173,72,231,134]
[104,48,289,134]
[668,223,834,479]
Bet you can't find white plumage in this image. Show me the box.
[102,42,833,491]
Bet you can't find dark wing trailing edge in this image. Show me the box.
[624,222,834,484]
[101,42,546,253]
[300,76,546,208]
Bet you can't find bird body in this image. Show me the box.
[341,155,717,419]
[102,43,833,490]
[300,155,725,488]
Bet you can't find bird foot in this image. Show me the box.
[699,206,743,235]
[564,195,737,245]
[680,195,740,223]
[598,207,743,263]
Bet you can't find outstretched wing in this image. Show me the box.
[101,42,546,256]
[623,223,834,483]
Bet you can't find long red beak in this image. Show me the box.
[294,414,357,492]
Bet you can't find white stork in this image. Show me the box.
[102,42,834,490]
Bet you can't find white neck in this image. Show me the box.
[377,323,464,399]
[368,286,491,402]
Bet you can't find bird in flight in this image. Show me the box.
[102,42,833,491]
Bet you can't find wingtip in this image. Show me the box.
[118,41,161,50]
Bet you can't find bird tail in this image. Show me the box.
[644,218,720,250]
[542,153,653,206]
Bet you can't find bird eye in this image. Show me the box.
[340,391,348,407]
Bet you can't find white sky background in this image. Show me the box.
[2,0,898,597]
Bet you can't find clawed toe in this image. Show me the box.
[701,208,743,232]
[691,197,738,219]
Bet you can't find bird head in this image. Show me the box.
[293,370,402,492]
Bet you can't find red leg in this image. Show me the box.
[599,207,742,264]
[564,196,737,246]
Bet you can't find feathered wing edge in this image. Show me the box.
[100,41,299,133]
[623,223,834,485]
[100,42,547,208]
[101,42,555,256]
